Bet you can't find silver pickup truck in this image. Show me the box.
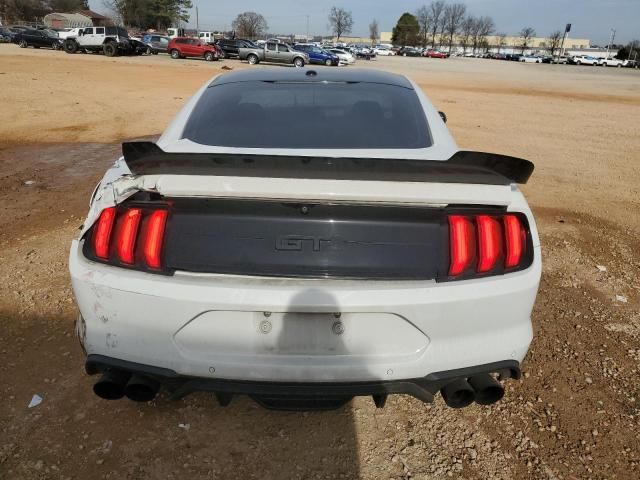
[239,41,309,67]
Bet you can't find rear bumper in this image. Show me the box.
[86,354,520,410]
[70,239,540,384]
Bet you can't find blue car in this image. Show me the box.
[293,43,339,66]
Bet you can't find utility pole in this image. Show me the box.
[196,5,199,33]
[306,15,309,41]
[558,23,571,62]
[605,28,616,59]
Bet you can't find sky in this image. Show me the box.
[89,0,639,44]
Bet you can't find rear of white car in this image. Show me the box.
[70,68,540,410]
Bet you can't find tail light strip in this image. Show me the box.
[89,207,168,271]
[448,213,529,279]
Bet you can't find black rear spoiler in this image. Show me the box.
[122,142,534,185]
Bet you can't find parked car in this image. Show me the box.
[0,26,18,42]
[423,50,448,58]
[353,45,375,60]
[14,29,63,50]
[72,68,540,411]
[398,47,421,57]
[167,37,222,61]
[293,43,340,66]
[571,55,599,66]
[519,55,542,63]
[142,34,170,54]
[506,54,523,61]
[598,57,623,67]
[328,48,356,65]
[239,41,308,67]
[623,59,638,69]
[374,47,395,56]
[215,38,258,58]
[64,26,136,56]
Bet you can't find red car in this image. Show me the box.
[167,37,222,61]
[423,50,449,58]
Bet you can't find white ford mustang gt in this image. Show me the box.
[70,68,541,411]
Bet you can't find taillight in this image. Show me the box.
[115,208,142,264]
[476,215,502,272]
[447,213,529,279]
[88,206,169,272]
[93,207,116,259]
[143,210,168,269]
[504,214,525,268]
[448,215,475,276]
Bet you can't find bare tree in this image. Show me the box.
[232,11,268,39]
[547,30,563,56]
[369,19,379,44]
[519,26,536,53]
[443,3,466,51]
[415,5,431,47]
[428,0,446,48]
[459,16,475,54]
[472,16,494,53]
[496,32,507,53]
[328,6,353,40]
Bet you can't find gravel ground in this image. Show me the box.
[0,45,639,479]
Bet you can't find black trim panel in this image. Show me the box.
[86,354,521,409]
[122,142,534,184]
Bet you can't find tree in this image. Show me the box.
[415,5,431,47]
[546,30,563,56]
[428,0,445,48]
[102,0,192,29]
[327,6,353,40]
[369,19,379,44]
[442,3,466,51]
[519,26,536,53]
[459,16,475,54]
[232,11,268,39]
[615,40,640,60]
[391,12,420,47]
[496,32,507,53]
[472,16,494,53]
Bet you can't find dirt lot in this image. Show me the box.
[0,45,639,480]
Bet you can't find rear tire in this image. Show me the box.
[247,54,258,65]
[325,58,332,66]
[146,47,152,55]
[63,39,78,54]
[204,52,214,62]
[170,49,180,59]
[103,42,117,57]
[293,57,304,68]
[19,40,28,48]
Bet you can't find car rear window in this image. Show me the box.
[182,81,432,149]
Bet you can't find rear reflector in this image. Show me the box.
[448,215,475,276]
[93,207,116,260]
[448,213,530,279]
[116,208,142,264]
[143,210,168,269]
[504,214,526,268]
[477,215,502,272]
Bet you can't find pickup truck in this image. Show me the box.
[239,41,309,67]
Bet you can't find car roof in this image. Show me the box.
[209,68,414,89]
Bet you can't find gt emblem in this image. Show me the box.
[275,235,331,252]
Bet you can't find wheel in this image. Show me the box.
[170,49,181,59]
[103,42,117,57]
[204,52,214,62]
[34,45,40,49]
[19,40,28,48]
[617,64,622,68]
[576,61,581,65]
[146,47,152,55]
[63,39,78,54]
[153,51,158,55]
[293,57,304,68]
[403,53,407,57]
[325,58,332,66]
[247,54,258,65]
